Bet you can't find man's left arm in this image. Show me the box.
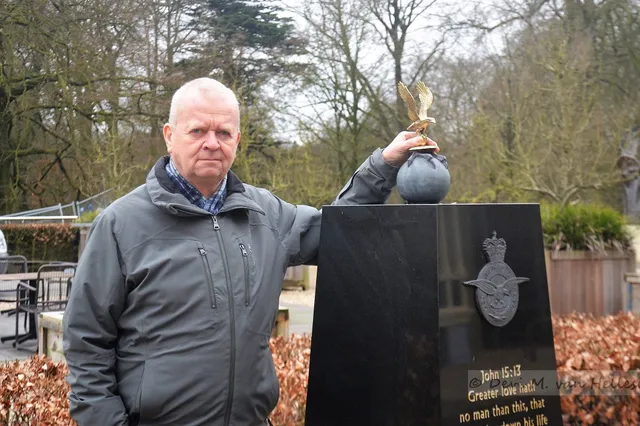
[279,132,434,266]
[331,147,400,206]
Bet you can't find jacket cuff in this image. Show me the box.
[371,148,399,184]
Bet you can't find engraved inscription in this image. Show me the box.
[458,396,549,425]
[459,363,548,425]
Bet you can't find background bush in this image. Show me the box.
[541,204,633,252]
[0,356,74,425]
[554,312,640,425]
[4,314,640,425]
[270,335,311,426]
[74,210,101,224]
[2,204,632,266]
[0,224,78,265]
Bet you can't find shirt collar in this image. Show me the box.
[165,157,227,215]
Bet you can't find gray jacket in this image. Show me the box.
[63,149,399,426]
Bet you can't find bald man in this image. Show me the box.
[63,78,438,426]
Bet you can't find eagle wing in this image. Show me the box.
[503,276,530,293]
[398,82,419,122]
[416,81,433,119]
[463,278,496,295]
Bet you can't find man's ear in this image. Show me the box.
[163,123,173,153]
[236,131,241,146]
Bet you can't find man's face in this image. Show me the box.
[163,91,240,196]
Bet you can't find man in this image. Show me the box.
[63,78,437,426]
[0,228,7,274]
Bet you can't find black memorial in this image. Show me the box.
[304,203,563,426]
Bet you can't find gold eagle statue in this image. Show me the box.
[397,81,436,140]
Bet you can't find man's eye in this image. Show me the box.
[191,129,202,134]
[217,131,230,137]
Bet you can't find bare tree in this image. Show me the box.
[0,0,167,212]
[456,20,624,205]
[293,0,385,183]
[365,0,448,131]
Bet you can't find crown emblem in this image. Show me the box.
[482,231,507,263]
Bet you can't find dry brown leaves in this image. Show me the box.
[0,336,313,426]
[0,355,74,426]
[553,312,640,425]
[553,312,640,372]
[270,334,312,426]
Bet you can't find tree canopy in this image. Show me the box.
[2,0,639,214]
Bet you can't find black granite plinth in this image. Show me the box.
[305,204,563,426]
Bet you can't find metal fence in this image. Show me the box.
[2,189,114,217]
[0,189,114,224]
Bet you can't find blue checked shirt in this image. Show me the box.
[165,158,227,215]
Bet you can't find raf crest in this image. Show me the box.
[463,231,530,327]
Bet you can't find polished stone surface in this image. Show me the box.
[305,204,563,426]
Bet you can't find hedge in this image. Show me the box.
[3,314,640,425]
[0,224,78,265]
[2,204,631,268]
[541,203,633,252]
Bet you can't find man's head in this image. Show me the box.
[163,78,241,197]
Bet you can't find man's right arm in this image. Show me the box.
[63,211,129,426]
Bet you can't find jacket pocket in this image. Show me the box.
[236,332,280,420]
[138,358,152,420]
[115,356,145,425]
[240,242,250,306]
[237,238,272,337]
[196,242,217,309]
[132,360,147,425]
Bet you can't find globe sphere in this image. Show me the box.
[397,152,450,204]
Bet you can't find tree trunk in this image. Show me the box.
[0,107,14,213]
[618,127,640,217]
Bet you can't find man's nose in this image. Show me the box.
[203,131,220,150]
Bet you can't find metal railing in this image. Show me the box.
[0,216,78,224]
[1,189,114,221]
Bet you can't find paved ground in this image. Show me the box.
[279,301,314,336]
[279,286,315,336]
[0,311,37,362]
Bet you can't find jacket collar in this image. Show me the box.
[147,156,265,216]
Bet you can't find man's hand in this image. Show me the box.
[382,132,440,167]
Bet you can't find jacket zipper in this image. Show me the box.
[214,215,236,426]
[240,243,250,307]
[197,245,217,308]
